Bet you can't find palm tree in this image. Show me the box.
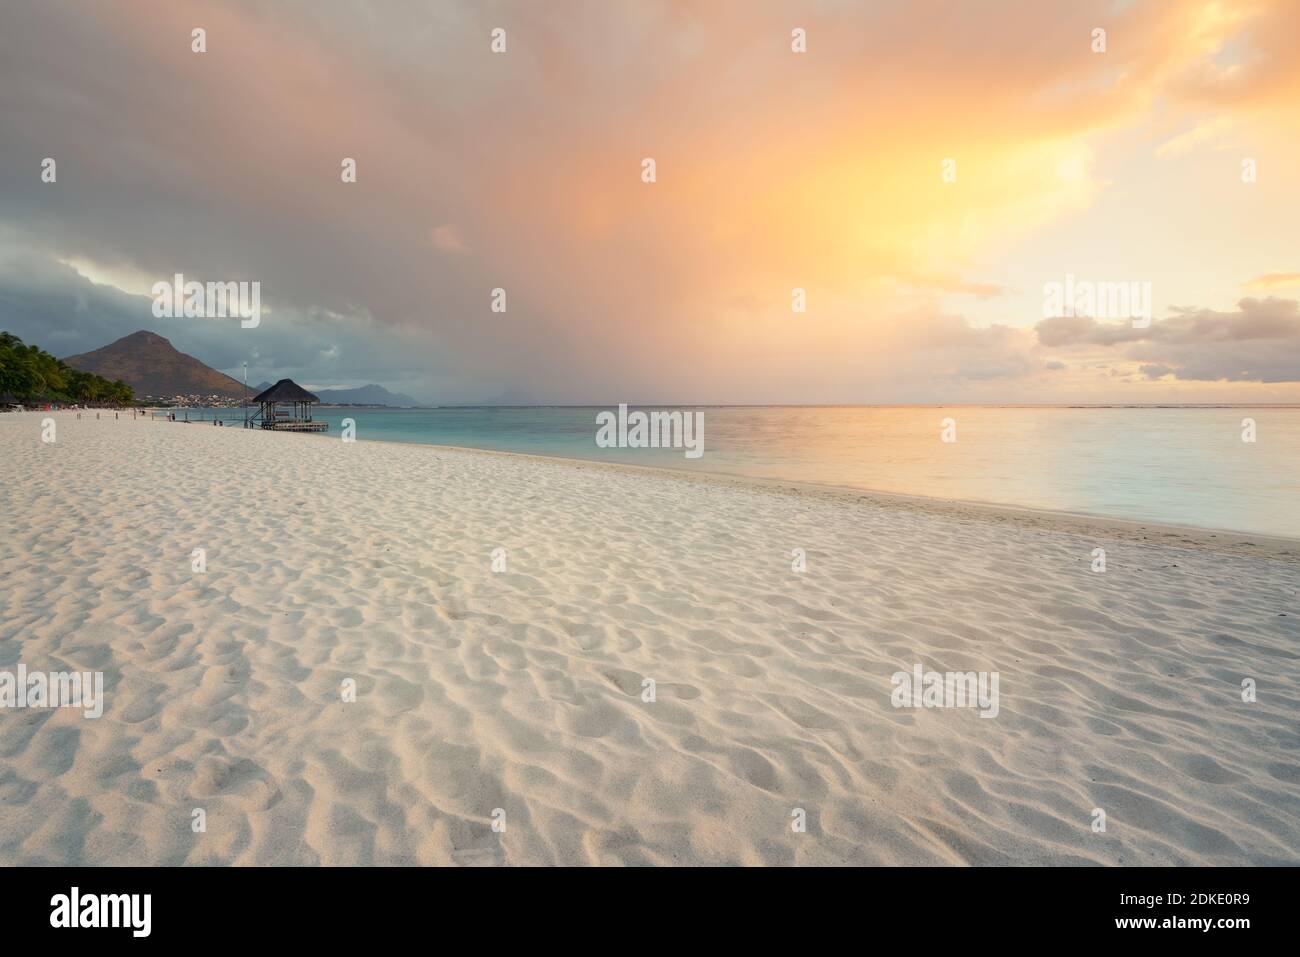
[0,331,134,405]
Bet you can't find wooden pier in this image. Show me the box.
[245,379,329,432]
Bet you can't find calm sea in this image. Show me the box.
[183,405,1300,537]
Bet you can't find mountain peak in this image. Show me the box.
[118,329,171,346]
[313,383,422,406]
[63,329,252,399]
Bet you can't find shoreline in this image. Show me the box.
[144,410,1300,562]
[410,445,1300,562]
[2,410,1297,865]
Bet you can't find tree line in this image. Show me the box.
[0,332,134,405]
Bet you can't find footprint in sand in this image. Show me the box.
[188,756,281,811]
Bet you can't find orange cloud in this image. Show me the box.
[2,0,1297,401]
[1244,273,1300,291]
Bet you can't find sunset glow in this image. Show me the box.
[1,0,1298,402]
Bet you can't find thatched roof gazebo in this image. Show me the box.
[246,379,328,432]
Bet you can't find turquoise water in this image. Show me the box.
[181,406,1300,537]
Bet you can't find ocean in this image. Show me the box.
[179,405,1300,537]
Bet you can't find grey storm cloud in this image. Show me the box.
[4,0,1296,402]
[0,0,1179,406]
[1034,297,1300,382]
[0,237,468,401]
[0,0,610,403]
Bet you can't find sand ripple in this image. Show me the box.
[1,412,1297,865]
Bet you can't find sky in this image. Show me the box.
[1,0,1299,404]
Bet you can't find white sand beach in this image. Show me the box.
[1,411,1297,866]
